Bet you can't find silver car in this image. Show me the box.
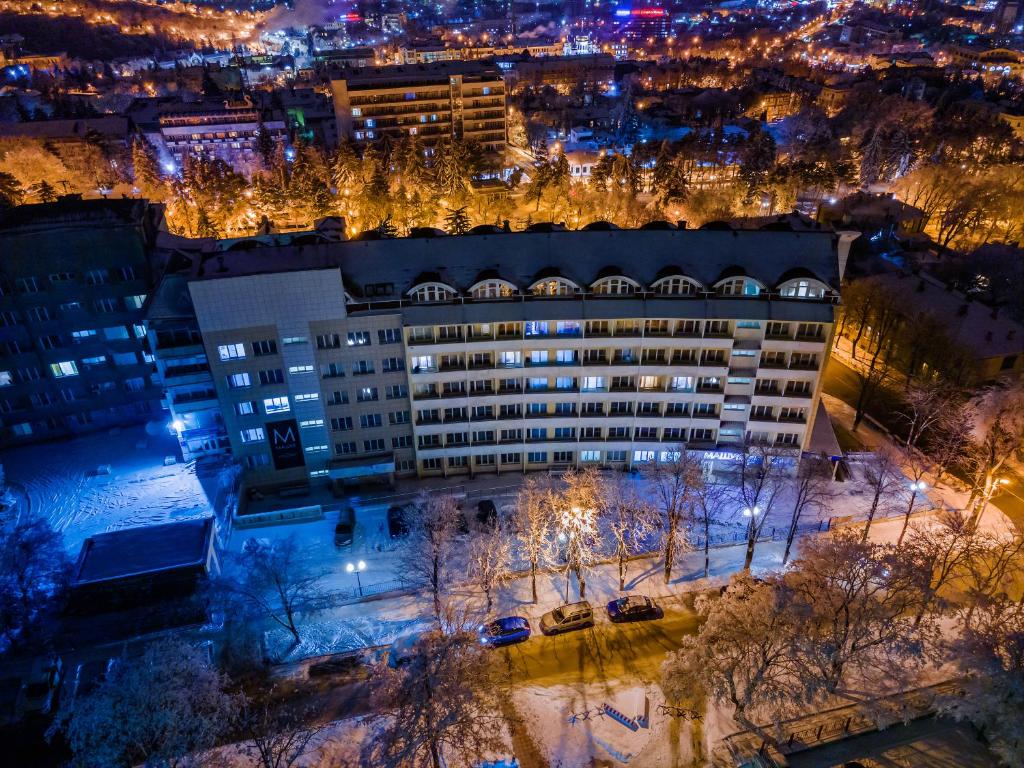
[539,601,594,635]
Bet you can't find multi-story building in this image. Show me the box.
[0,199,164,445]
[132,97,288,176]
[180,225,854,488]
[496,54,615,95]
[327,61,506,152]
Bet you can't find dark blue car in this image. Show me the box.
[478,616,531,647]
[606,595,663,623]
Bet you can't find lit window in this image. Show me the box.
[288,364,314,375]
[240,427,265,444]
[218,343,246,361]
[263,396,290,414]
[50,361,79,378]
[227,372,251,389]
[294,392,319,402]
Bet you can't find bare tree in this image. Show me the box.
[0,514,69,650]
[896,379,962,448]
[644,446,703,584]
[851,286,901,430]
[897,449,931,546]
[958,528,1024,630]
[238,695,328,768]
[782,456,835,565]
[738,443,787,570]
[229,536,326,646]
[968,385,1024,521]
[465,530,512,614]
[401,492,462,622]
[860,444,903,542]
[939,598,1024,767]
[662,574,798,742]
[901,510,980,626]
[552,468,605,599]
[511,476,554,603]
[50,639,241,768]
[691,479,731,579]
[363,629,505,768]
[603,476,659,591]
[929,414,974,485]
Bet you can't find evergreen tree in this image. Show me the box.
[0,172,23,208]
[130,137,163,198]
[375,214,398,238]
[331,141,361,194]
[432,139,467,202]
[590,153,615,191]
[739,122,777,203]
[444,206,471,235]
[256,120,275,168]
[32,180,58,203]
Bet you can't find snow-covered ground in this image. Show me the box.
[1,422,234,554]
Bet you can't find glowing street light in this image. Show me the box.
[346,559,367,596]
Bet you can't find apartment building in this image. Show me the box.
[180,226,852,488]
[327,60,507,152]
[0,199,164,446]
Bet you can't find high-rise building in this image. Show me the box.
[180,225,853,489]
[327,60,507,152]
[0,199,164,446]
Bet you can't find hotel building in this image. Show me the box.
[176,225,854,489]
[327,60,507,153]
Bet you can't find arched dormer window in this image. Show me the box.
[778,278,829,299]
[469,279,517,299]
[592,276,640,295]
[530,277,580,296]
[716,277,763,297]
[408,282,457,303]
[651,275,701,296]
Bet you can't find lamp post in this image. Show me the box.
[898,481,927,545]
[346,560,366,597]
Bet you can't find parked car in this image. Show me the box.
[21,656,63,716]
[334,507,356,547]
[476,499,498,528]
[387,505,409,538]
[540,601,594,635]
[606,595,663,623]
[388,632,423,668]
[478,617,531,647]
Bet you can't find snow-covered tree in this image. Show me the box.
[0,514,69,651]
[603,476,659,592]
[782,456,834,565]
[957,526,1024,630]
[939,599,1024,766]
[0,171,22,208]
[897,449,930,546]
[785,532,923,700]
[901,510,981,625]
[691,478,731,579]
[401,493,463,621]
[227,536,325,645]
[861,443,903,541]
[363,629,504,768]
[466,529,512,614]
[643,447,703,584]
[738,443,787,570]
[968,384,1024,521]
[443,205,471,235]
[552,468,604,599]
[51,639,241,768]
[896,379,963,449]
[238,693,327,768]
[511,476,555,603]
[662,574,797,741]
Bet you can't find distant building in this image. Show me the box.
[0,199,164,446]
[496,53,615,94]
[817,83,852,116]
[746,89,803,122]
[327,61,506,153]
[817,192,928,242]
[857,272,1024,382]
[152,98,288,176]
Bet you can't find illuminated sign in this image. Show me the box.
[615,8,668,17]
[267,419,305,470]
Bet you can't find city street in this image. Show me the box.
[822,355,1024,531]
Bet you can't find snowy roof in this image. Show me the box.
[183,228,844,296]
[72,517,215,586]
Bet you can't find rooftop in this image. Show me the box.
[72,517,214,586]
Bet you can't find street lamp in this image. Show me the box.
[898,481,927,545]
[346,560,366,597]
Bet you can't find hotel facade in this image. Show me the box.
[173,226,854,488]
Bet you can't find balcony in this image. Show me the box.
[789,361,820,371]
